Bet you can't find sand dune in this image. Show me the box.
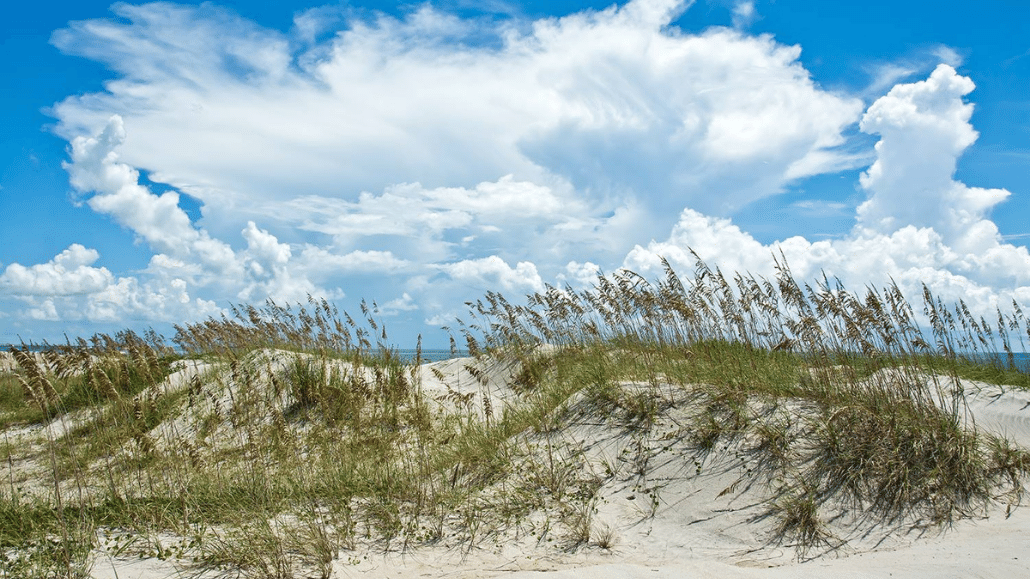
[6,351,1030,579]
[328,364,1030,579]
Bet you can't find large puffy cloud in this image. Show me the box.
[0,245,113,296]
[439,256,546,294]
[38,0,868,332]
[65,116,241,280]
[4,115,335,324]
[6,0,1022,341]
[625,66,1030,316]
[853,65,1029,290]
[51,0,863,231]
[236,221,322,303]
[0,244,222,324]
[856,65,1013,254]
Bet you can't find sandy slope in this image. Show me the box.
[307,364,1030,579]
[344,366,1030,579]
[6,353,1030,578]
[320,371,1030,579]
[963,378,1030,448]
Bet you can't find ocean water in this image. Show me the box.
[2,344,465,358]
[4,343,1027,370]
[395,349,470,363]
[961,352,1030,372]
[396,350,1030,368]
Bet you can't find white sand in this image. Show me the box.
[317,368,1030,579]
[5,353,1029,578]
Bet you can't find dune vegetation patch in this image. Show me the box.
[2,257,1029,577]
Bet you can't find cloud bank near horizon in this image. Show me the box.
[1,0,1027,341]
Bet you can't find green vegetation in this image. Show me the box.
[1,258,1029,576]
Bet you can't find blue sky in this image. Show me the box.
[1,0,1028,347]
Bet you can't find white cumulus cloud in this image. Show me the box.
[625,66,1030,317]
[857,65,1011,251]
[0,245,222,325]
[2,0,1020,342]
[51,0,863,232]
[0,245,113,296]
[440,256,546,294]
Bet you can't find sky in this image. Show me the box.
[1,0,1029,348]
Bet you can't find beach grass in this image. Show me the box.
[2,257,1029,576]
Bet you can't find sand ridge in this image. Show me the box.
[6,351,1030,578]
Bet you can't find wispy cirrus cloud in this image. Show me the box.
[731,1,758,29]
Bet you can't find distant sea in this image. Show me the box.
[2,344,468,364]
[3,343,1027,370]
[395,349,470,363]
[405,351,1030,369]
[963,352,1030,373]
